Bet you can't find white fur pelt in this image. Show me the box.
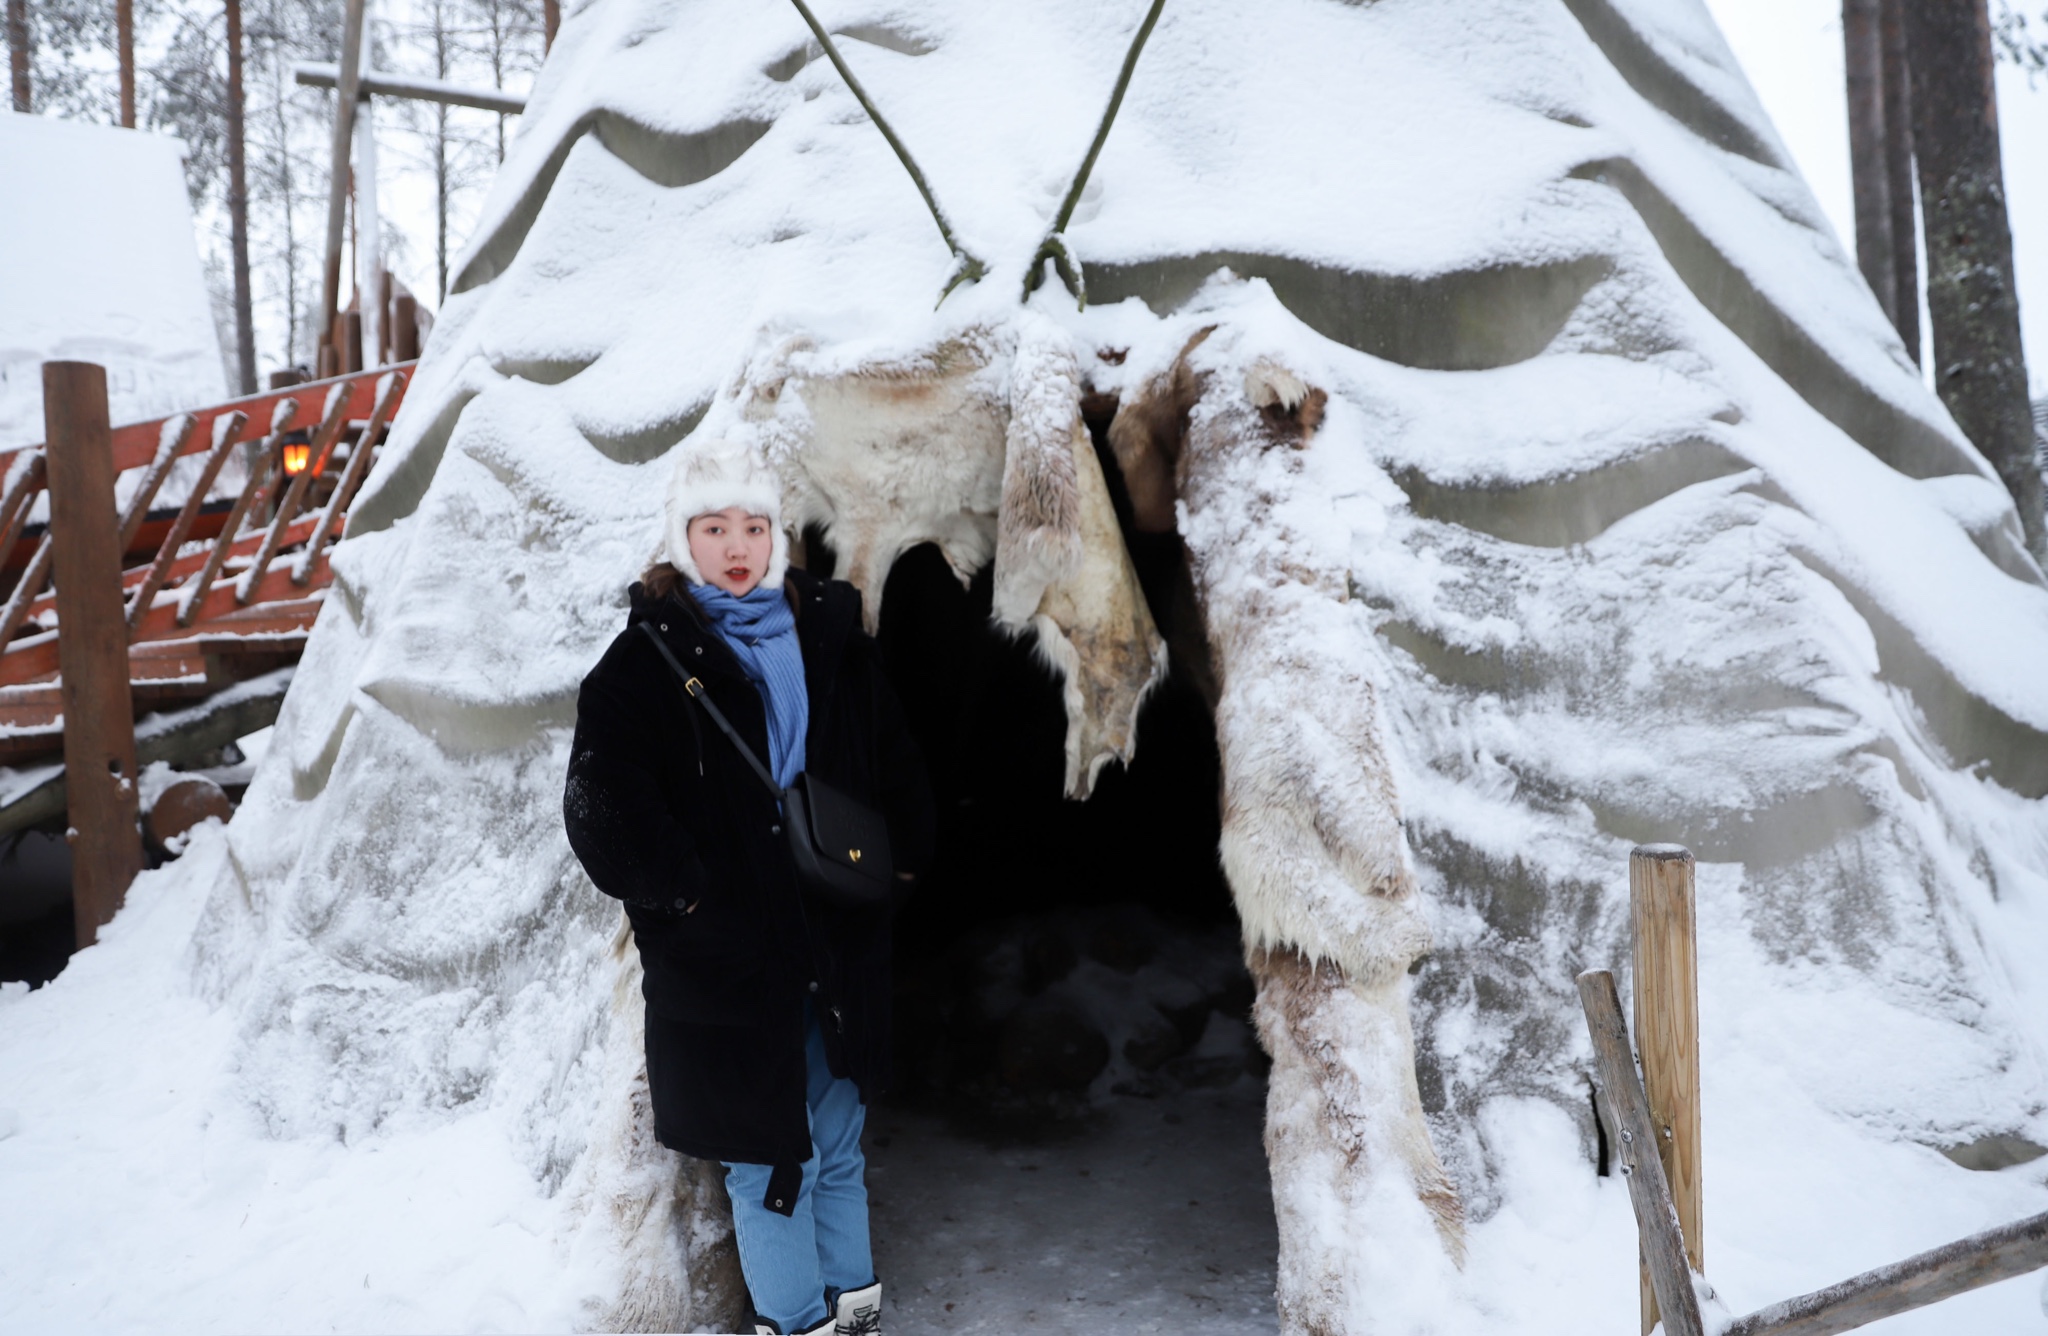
[721,318,1164,798]
[736,328,1010,623]
[1253,947,1466,1334]
[1132,328,1465,1322]
[565,917,746,1333]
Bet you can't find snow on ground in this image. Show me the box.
[4,0,2048,1330]
[0,113,227,450]
[867,1084,1278,1335]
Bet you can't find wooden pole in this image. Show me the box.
[41,363,142,950]
[1632,844,1703,1334]
[1724,1209,2048,1336]
[1578,969,1706,1336]
[318,0,369,380]
[543,0,558,51]
[117,0,135,127]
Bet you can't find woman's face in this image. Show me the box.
[688,507,775,596]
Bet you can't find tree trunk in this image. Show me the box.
[544,0,558,51]
[1845,0,1897,327]
[1880,0,1920,365]
[1904,0,2040,551]
[117,0,134,126]
[435,0,450,302]
[226,0,258,394]
[8,0,29,114]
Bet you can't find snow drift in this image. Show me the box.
[4,0,2048,1332]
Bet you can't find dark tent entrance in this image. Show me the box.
[870,539,1254,1109]
[794,443,1280,1327]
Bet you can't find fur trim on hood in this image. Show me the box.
[663,438,789,590]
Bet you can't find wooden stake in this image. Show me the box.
[1632,844,1703,1334]
[1725,1209,2048,1336]
[318,0,369,376]
[1579,969,1706,1336]
[41,363,142,950]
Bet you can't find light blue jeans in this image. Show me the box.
[724,1007,875,1333]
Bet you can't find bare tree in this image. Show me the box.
[1880,0,1919,363]
[1845,0,1924,364]
[7,0,27,113]
[1845,0,1896,327]
[118,0,134,124]
[1904,0,2041,551]
[226,0,257,394]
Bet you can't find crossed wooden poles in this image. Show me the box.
[1585,845,2048,1336]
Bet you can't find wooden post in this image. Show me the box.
[1632,844,1703,1334]
[318,0,369,379]
[544,0,559,50]
[1579,969,1707,1336]
[392,293,419,362]
[41,363,142,950]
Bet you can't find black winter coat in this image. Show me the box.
[563,568,933,1167]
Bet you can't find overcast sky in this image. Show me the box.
[1704,0,2048,398]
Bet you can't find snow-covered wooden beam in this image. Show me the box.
[293,62,527,116]
[1723,1209,2048,1336]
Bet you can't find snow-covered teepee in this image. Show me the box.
[4,0,2047,1331]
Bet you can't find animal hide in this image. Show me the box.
[572,917,747,1333]
[1254,944,1466,1336]
[725,319,1165,798]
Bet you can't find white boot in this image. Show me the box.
[832,1281,881,1336]
[753,1317,835,1336]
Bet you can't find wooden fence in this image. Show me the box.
[1583,845,2048,1336]
[4,359,411,947]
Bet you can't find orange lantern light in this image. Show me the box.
[282,441,312,476]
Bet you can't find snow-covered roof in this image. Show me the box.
[0,112,227,449]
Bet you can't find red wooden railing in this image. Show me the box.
[0,362,413,760]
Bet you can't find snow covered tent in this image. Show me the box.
[4,0,2048,1331]
[0,113,227,449]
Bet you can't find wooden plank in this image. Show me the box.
[295,367,405,584]
[0,362,411,478]
[41,362,143,949]
[0,534,55,647]
[125,410,246,626]
[1578,969,1706,1336]
[1632,844,1703,1332]
[1724,1210,2048,1336]
[234,375,354,601]
[0,556,329,686]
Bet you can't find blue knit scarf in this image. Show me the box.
[691,584,808,789]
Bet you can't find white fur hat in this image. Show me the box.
[663,438,789,590]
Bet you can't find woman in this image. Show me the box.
[564,440,933,1336]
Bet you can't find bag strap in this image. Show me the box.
[637,620,786,800]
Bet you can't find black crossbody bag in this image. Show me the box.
[638,621,894,910]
